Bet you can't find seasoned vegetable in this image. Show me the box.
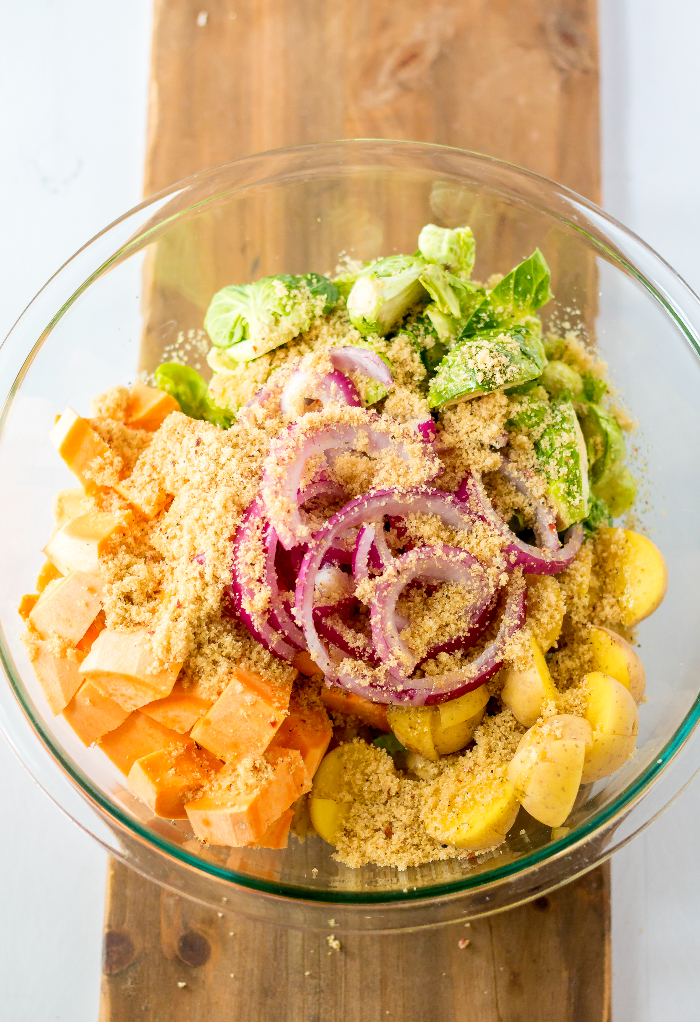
[417,223,476,276]
[347,255,427,336]
[154,363,233,429]
[535,397,590,528]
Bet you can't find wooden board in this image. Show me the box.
[101,858,610,1021]
[101,1,607,1019]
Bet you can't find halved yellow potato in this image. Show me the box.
[308,797,352,845]
[307,746,355,847]
[388,685,490,760]
[500,634,558,727]
[507,715,592,828]
[588,626,646,703]
[597,527,668,627]
[583,672,638,737]
[580,732,636,784]
[423,774,519,851]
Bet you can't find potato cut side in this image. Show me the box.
[44,510,130,576]
[588,626,646,703]
[580,732,637,784]
[97,711,191,775]
[190,665,294,764]
[141,680,213,734]
[63,680,130,745]
[78,627,182,712]
[249,808,295,849]
[185,747,311,846]
[387,704,437,761]
[308,797,352,846]
[584,672,639,737]
[423,774,519,851]
[598,527,668,627]
[36,559,63,593]
[28,570,102,645]
[268,691,332,779]
[437,685,490,730]
[28,641,84,715]
[50,409,113,487]
[501,633,558,727]
[127,746,221,820]
[125,382,180,431]
[53,487,88,531]
[319,685,389,731]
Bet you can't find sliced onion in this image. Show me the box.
[369,545,497,681]
[457,471,583,575]
[415,418,437,444]
[328,346,394,388]
[498,458,559,551]
[263,411,442,549]
[420,597,497,663]
[314,601,379,666]
[352,522,393,582]
[280,367,361,417]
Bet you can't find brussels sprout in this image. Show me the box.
[579,403,626,484]
[582,495,613,538]
[347,255,427,336]
[593,463,637,517]
[540,360,583,399]
[417,224,476,276]
[507,391,550,431]
[204,272,338,364]
[427,326,547,408]
[582,372,607,403]
[467,249,553,334]
[535,398,590,528]
[154,363,233,429]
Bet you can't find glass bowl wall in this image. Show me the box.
[1,140,699,932]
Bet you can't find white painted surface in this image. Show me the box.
[1,1,699,1018]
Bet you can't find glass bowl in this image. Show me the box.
[1,140,700,933]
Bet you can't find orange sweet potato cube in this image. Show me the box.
[28,641,84,715]
[190,666,294,764]
[75,612,106,653]
[78,627,182,711]
[63,680,130,745]
[185,748,311,846]
[249,808,294,849]
[36,559,63,593]
[18,594,39,621]
[320,685,389,731]
[141,680,213,734]
[292,650,321,676]
[28,570,102,645]
[53,487,88,530]
[125,382,180,431]
[268,691,332,779]
[50,408,113,487]
[44,510,129,576]
[97,711,191,775]
[127,745,221,820]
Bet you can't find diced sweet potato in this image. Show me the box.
[292,651,321,676]
[53,487,88,530]
[97,711,191,775]
[320,685,389,731]
[248,808,294,849]
[141,680,213,734]
[75,612,106,653]
[127,746,221,820]
[28,641,84,714]
[18,594,39,620]
[185,747,310,846]
[36,560,63,593]
[268,691,332,779]
[78,627,182,711]
[44,510,130,576]
[50,408,113,487]
[125,382,180,431]
[63,680,130,745]
[114,476,169,520]
[190,666,294,763]
[28,570,102,645]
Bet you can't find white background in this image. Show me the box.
[1,1,699,1018]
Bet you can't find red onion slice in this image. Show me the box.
[314,603,379,666]
[352,522,394,582]
[498,458,559,551]
[457,471,583,575]
[328,346,394,388]
[263,410,442,549]
[369,545,497,680]
[280,367,361,416]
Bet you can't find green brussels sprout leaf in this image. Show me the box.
[154,363,233,429]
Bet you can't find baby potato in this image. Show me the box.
[597,527,668,627]
[584,672,639,738]
[500,633,558,727]
[580,732,636,784]
[507,715,592,828]
[423,774,519,851]
[308,746,353,846]
[388,685,490,760]
[588,626,646,703]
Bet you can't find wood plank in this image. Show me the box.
[101,859,610,1021]
[102,1,608,1019]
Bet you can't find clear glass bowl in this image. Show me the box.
[1,140,699,933]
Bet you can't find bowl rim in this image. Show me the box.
[2,137,700,906]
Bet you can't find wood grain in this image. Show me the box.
[101,859,610,1021]
[102,1,608,1019]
